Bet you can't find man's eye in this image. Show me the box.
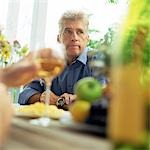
[77,30,84,34]
[64,29,72,34]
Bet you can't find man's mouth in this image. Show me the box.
[69,45,80,49]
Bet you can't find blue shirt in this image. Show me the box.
[18,48,93,105]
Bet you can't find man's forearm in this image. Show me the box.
[28,93,41,104]
[48,92,59,105]
[34,91,59,105]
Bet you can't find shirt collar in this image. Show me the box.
[76,48,88,65]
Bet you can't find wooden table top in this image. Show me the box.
[4,116,113,150]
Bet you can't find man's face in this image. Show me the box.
[58,20,89,59]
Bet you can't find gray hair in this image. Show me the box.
[58,10,89,33]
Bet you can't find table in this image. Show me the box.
[4,117,113,150]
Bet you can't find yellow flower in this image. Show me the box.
[18,44,29,57]
[0,34,6,41]
[1,41,11,62]
[0,33,29,67]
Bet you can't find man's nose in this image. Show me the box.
[71,31,78,41]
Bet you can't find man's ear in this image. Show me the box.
[57,35,60,43]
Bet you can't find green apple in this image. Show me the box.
[74,77,102,103]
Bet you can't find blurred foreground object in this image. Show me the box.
[0,83,12,148]
[0,48,63,87]
[107,0,149,149]
[0,47,65,148]
[0,52,40,87]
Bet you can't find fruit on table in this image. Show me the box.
[74,77,102,103]
[16,102,65,119]
[69,100,91,122]
[86,100,108,126]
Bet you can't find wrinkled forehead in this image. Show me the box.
[61,20,88,32]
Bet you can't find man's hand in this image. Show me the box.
[0,48,60,87]
[60,93,77,105]
[40,91,59,105]
[0,52,40,87]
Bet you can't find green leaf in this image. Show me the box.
[107,0,118,4]
[19,44,29,57]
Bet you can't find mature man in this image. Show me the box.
[18,10,93,108]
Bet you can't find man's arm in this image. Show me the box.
[56,93,76,110]
[28,93,41,104]
[18,80,45,105]
[39,91,59,105]
[60,93,76,105]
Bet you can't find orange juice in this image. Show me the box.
[107,0,149,146]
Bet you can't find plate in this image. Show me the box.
[14,112,41,119]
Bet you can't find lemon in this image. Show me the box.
[69,100,91,122]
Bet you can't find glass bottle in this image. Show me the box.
[107,0,150,148]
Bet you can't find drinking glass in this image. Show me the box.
[30,44,65,126]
